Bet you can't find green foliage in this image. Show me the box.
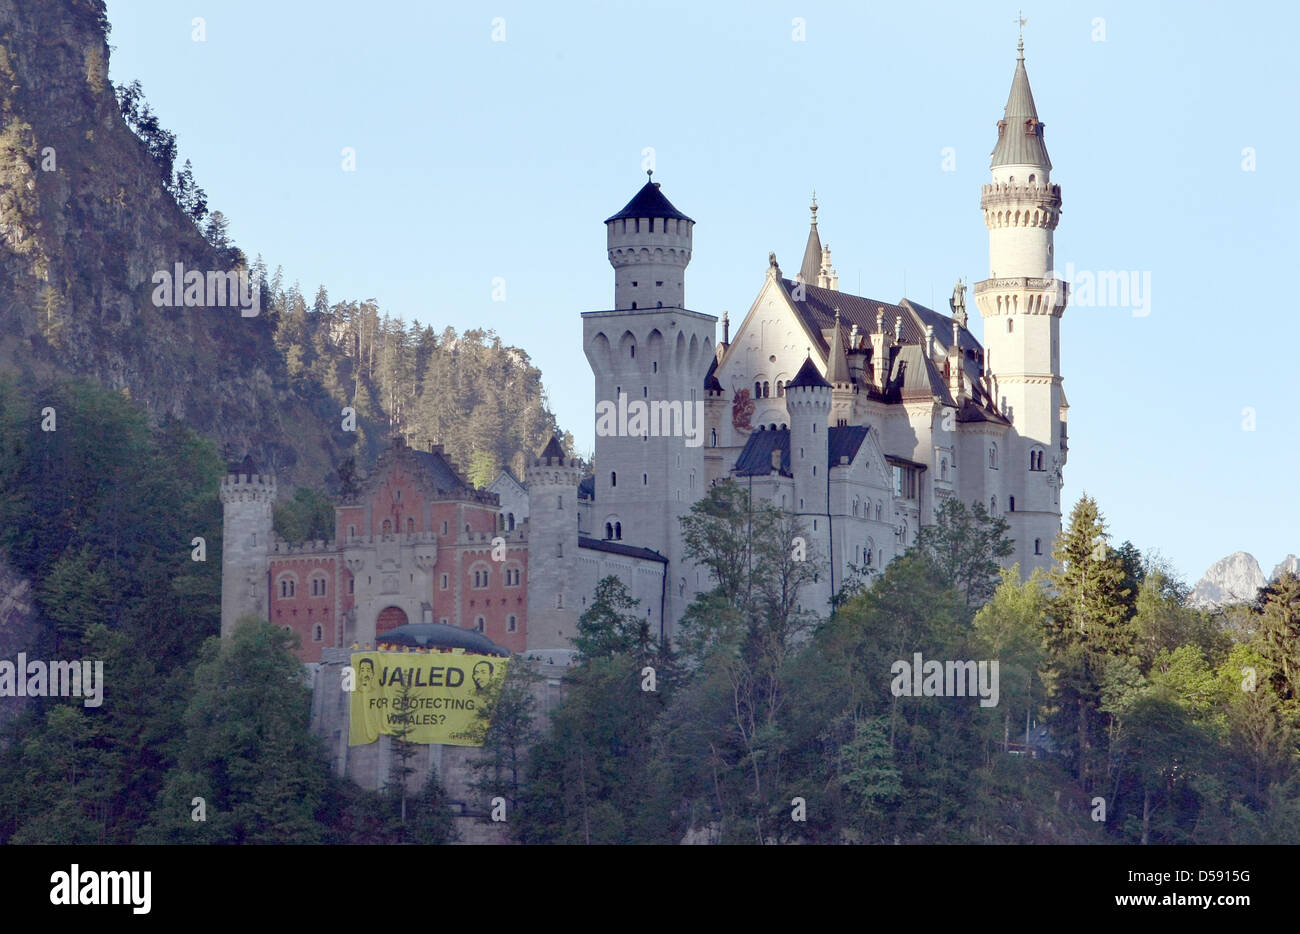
[273,485,335,544]
[913,497,1014,605]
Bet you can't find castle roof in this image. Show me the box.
[605,178,694,224]
[704,355,724,392]
[787,355,831,390]
[826,312,850,384]
[377,623,510,657]
[799,196,822,285]
[578,536,668,563]
[538,436,566,461]
[733,425,874,477]
[991,45,1052,169]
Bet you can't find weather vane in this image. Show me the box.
[1017,10,1027,54]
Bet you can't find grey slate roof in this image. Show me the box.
[538,436,566,461]
[605,180,694,224]
[378,623,510,656]
[787,355,831,389]
[826,312,850,384]
[578,536,668,563]
[991,50,1052,169]
[733,425,872,477]
[411,449,472,494]
[704,354,724,392]
[734,427,792,477]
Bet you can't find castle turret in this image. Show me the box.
[524,438,581,650]
[786,355,830,518]
[220,457,276,637]
[606,170,693,312]
[585,176,716,637]
[975,37,1068,574]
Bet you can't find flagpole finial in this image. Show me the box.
[1016,10,1027,59]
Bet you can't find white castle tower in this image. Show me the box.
[582,172,716,633]
[525,437,581,650]
[220,456,276,636]
[975,37,1069,570]
[786,356,832,608]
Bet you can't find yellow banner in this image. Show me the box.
[348,651,507,747]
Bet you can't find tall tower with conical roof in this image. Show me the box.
[799,193,822,286]
[975,36,1069,572]
[583,175,717,638]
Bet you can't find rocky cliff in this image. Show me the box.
[1189,551,1299,609]
[0,0,363,484]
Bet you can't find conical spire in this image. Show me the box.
[799,192,822,285]
[827,309,850,384]
[990,42,1051,169]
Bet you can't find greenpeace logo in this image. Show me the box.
[889,652,999,707]
[150,262,259,316]
[50,865,151,914]
[0,653,103,707]
[595,393,705,447]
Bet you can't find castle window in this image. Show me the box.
[277,574,296,599]
[875,503,882,521]
[381,519,392,536]
[763,381,770,398]
[755,381,761,398]
[475,616,485,633]
[441,520,449,535]
[630,345,635,358]
[407,518,414,533]
[631,302,637,309]
[605,522,613,539]
[777,381,784,397]
[507,615,517,633]
[644,386,648,397]
[631,282,637,288]
[348,576,354,594]
[1034,538,1042,555]
[611,471,617,488]
[313,624,323,643]
[556,593,564,609]
[1009,496,1015,512]
[507,513,515,530]
[348,524,355,540]
[1007,318,1014,333]
[310,575,327,597]
[441,574,448,590]
[614,522,622,539]
[556,542,563,558]
[557,495,563,510]
[472,566,489,588]
[656,281,663,287]
[643,473,648,485]
[505,566,521,587]
[653,361,658,373]
[395,489,401,502]
[710,429,716,447]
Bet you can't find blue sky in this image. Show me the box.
[103,0,1299,585]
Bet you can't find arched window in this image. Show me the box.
[507,513,515,530]
[1007,318,1014,333]
[605,522,613,539]
[777,380,784,397]
[763,381,770,398]
[711,429,717,447]
[1034,538,1042,555]
[611,471,617,488]
[755,381,762,398]
[474,616,485,633]
[277,574,296,599]
[1009,496,1015,512]
[313,624,323,642]
[614,522,622,540]
[507,615,518,633]
[875,502,882,521]
[309,574,327,597]
[381,519,393,536]
[407,517,415,533]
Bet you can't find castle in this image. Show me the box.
[220,40,1068,663]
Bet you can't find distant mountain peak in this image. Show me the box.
[1188,552,1264,609]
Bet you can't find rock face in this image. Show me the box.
[1272,554,1300,581]
[1189,552,1265,609]
[0,0,365,485]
